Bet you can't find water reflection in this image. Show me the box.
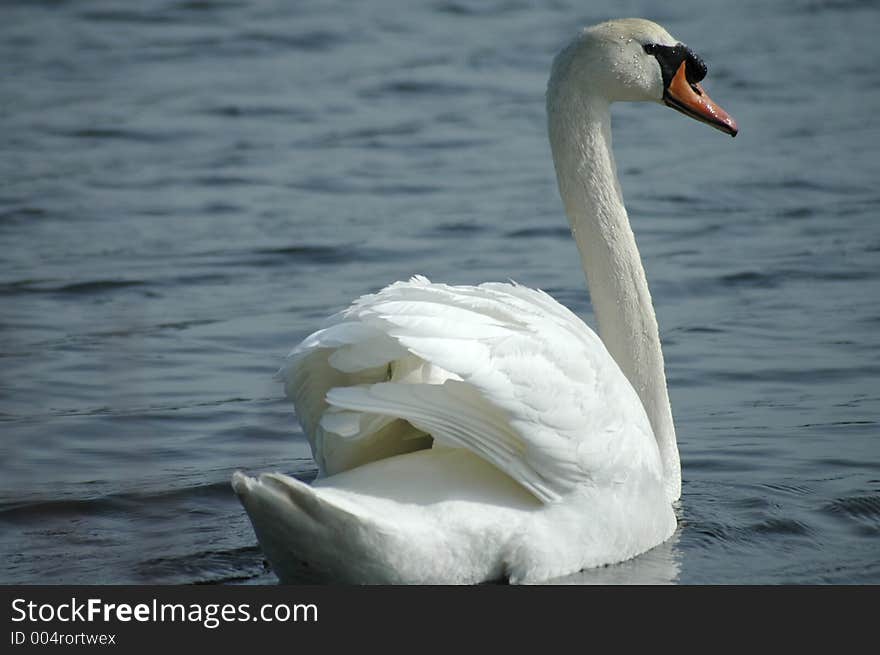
[545,530,682,585]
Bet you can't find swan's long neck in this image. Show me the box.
[547,63,681,502]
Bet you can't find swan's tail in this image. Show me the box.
[232,471,392,584]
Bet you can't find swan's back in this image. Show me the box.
[281,275,664,503]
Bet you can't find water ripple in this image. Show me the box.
[138,546,266,584]
[823,495,880,526]
[506,226,570,239]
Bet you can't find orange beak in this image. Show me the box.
[664,61,738,137]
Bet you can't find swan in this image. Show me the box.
[232,18,737,584]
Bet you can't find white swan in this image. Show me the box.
[233,18,737,584]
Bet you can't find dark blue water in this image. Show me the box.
[2,0,879,584]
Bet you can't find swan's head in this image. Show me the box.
[550,18,737,136]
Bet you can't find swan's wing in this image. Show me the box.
[282,276,662,502]
[281,321,434,475]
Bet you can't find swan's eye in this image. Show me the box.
[643,43,658,55]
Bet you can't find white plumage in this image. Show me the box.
[289,276,662,502]
[233,275,675,583]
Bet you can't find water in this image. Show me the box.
[2,0,878,585]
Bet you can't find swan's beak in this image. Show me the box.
[663,61,738,137]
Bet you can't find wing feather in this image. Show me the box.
[281,276,662,500]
